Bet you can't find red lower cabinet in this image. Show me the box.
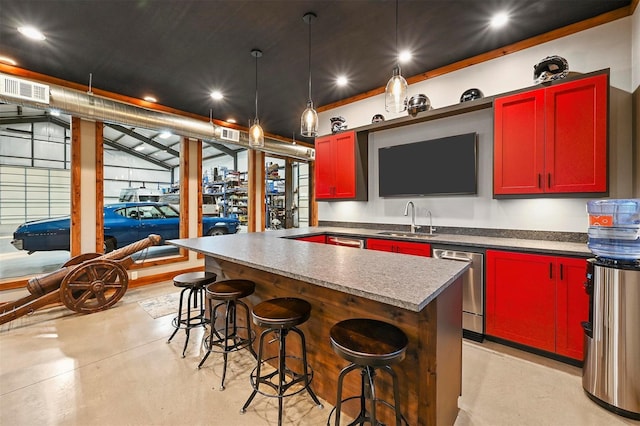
[366,238,431,257]
[296,235,326,243]
[486,250,588,361]
[555,257,590,360]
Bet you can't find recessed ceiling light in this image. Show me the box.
[17,26,46,41]
[143,96,157,102]
[399,50,412,63]
[226,118,236,123]
[336,75,348,87]
[490,12,509,28]
[159,131,172,139]
[210,90,224,100]
[0,56,17,66]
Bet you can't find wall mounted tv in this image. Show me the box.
[378,132,477,197]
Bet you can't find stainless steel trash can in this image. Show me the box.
[582,258,640,420]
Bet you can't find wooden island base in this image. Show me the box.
[206,256,462,426]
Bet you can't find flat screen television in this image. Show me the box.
[378,132,477,197]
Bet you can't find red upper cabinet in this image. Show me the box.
[494,74,608,196]
[315,131,368,200]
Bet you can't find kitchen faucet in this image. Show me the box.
[404,201,420,233]
[427,210,436,235]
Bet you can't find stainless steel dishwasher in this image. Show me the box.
[433,248,484,341]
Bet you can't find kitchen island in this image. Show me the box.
[170,232,469,426]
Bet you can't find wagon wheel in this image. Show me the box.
[60,259,128,314]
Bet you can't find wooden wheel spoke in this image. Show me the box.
[72,289,94,308]
[101,267,120,284]
[93,289,108,305]
[86,265,101,281]
[65,280,92,291]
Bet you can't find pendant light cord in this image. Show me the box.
[395,0,399,66]
[307,16,312,102]
[254,54,259,120]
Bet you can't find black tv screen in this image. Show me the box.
[378,133,477,197]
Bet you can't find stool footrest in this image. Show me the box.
[202,327,255,354]
[249,355,314,399]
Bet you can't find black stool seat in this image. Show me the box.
[329,318,409,426]
[251,297,311,328]
[198,279,257,390]
[330,318,408,367]
[173,271,217,288]
[167,271,216,357]
[241,297,322,425]
[205,279,255,301]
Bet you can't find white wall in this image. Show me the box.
[318,16,635,233]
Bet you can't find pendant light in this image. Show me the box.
[385,0,408,113]
[249,49,264,148]
[300,12,318,138]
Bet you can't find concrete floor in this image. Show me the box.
[1,282,638,426]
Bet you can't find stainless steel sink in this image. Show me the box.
[376,231,435,239]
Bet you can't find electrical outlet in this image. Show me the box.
[131,271,138,280]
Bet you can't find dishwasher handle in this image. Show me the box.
[328,237,364,248]
[439,255,473,263]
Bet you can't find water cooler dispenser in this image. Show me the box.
[582,199,640,420]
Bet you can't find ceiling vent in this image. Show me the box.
[219,127,240,143]
[0,73,50,104]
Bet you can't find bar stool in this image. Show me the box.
[167,271,217,357]
[241,297,323,425]
[328,318,408,426]
[197,279,257,390]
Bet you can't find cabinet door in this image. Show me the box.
[494,89,546,195]
[486,250,556,352]
[366,238,395,253]
[333,132,357,198]
[296,235,326,244]
[394,240,431,257]
[555,257,589,360]
[315,135,335,198]
[545,74,608,193]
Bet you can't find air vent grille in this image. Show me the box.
[0,73,50,104]
[220,127,240,142]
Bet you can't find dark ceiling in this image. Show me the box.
[0,0,631,144]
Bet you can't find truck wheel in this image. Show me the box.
[208,228,226,236]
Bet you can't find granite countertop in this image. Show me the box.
[169,232,470,313]
[273,226,592,257]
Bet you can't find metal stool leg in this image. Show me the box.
[241,327,269,414]
[382,365,403,426]
[181,286,198,357]
[220,300,234,390]
[334,363,360,426]
[292,327,322,407]
[238,299,257,359]
[167,287,187,343]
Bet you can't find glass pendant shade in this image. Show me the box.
[385,65,408,113]
[249,49,264,149]
[300,100,318,137]
[249,117,264,148]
